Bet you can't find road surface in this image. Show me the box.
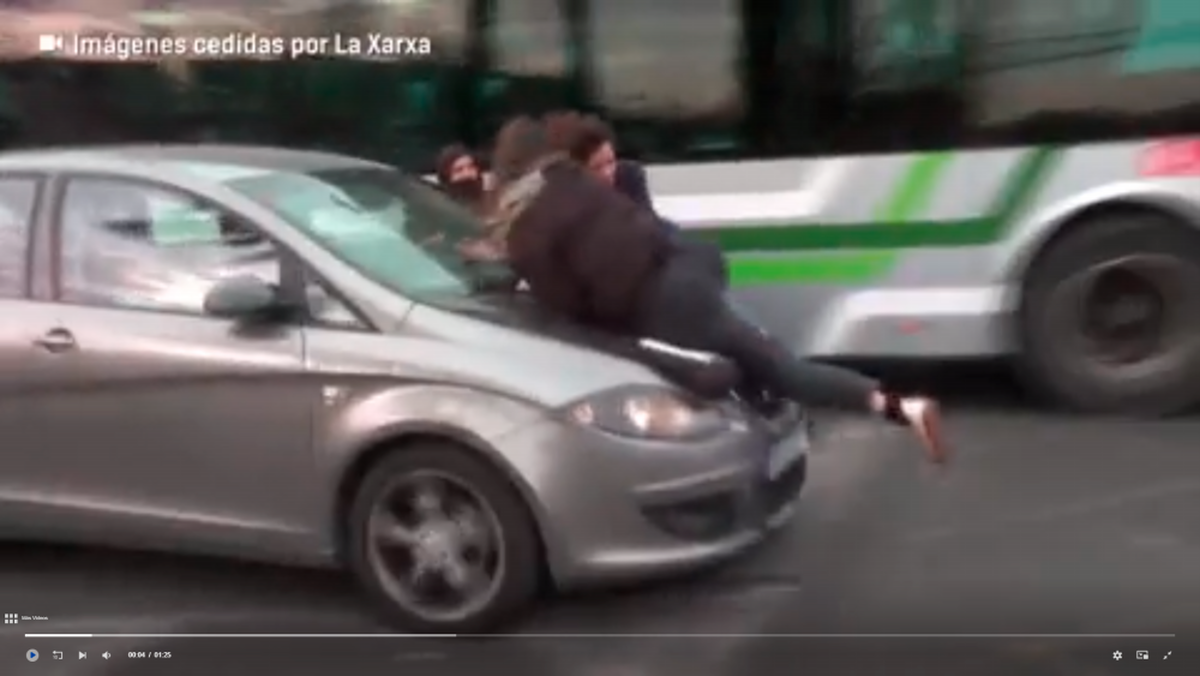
[3,371,1197,675]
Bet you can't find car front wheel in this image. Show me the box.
[344,441,541,634]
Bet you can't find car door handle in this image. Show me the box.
[33,328,77,353]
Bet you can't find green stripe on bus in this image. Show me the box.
[723,148,1059,286]
[874,151,953,222]
[728,153,951,285]
[727,251,896,285]
[717,148,1057,251]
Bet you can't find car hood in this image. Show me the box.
[403,292,670,407]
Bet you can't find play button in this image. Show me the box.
[27,649,39,662]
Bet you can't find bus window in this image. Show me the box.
[966,0,1200,145]
[0,1,474,171]
[270,0,472,170]
[1124,0,1200,73]
[479,0,577,136]
[0,78,15,148]
[0,61,163,147]
[833,0,967,153]
[856,0,961,88]
[771,0,850,155]
[587,0,748,161]
[186,61,274,144]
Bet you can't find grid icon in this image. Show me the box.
[4,613,18,624]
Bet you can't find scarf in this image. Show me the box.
[484,152,565,247]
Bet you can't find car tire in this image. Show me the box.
[1016,209,1200,415]
[344,441,542,634]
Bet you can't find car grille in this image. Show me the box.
[763,401,805,437]
[642,493,740,541]
[732,390,805,435]
[760,455,807,518]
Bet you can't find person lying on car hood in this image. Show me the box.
[488,115,949,465]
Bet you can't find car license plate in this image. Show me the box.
[766,425,809,480]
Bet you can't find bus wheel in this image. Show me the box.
[1017,209,1200,415]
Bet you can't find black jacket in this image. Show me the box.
[613,160,728,284]
[505,161,671,330]
[613,161,661,226]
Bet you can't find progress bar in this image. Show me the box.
[24,633,1177,639]
[25,634,456,638]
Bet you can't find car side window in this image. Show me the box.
[0,176,37,298]
[58,177,279,315]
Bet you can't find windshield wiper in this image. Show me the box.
[329,192,366,213]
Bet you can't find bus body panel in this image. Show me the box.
[643,142,1200,358]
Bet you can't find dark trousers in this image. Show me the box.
[673,235,727,286]
[634,256,879,411]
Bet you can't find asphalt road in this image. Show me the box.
[3,368,1198,675]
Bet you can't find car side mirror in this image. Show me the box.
[203,275,287,321]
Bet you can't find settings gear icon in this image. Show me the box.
[1113,651,1123,661]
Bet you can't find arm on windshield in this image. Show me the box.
[468,260,522,293]
[456,234,520,292]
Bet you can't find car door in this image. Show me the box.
[0,173,71,526]
[8,174,322,555]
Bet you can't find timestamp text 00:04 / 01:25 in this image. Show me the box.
[127,651,172,659]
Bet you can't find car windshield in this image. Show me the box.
[228,167,503,298]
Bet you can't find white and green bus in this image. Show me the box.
[4,0,1200,414]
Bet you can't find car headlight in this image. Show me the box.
[567,386,730,441]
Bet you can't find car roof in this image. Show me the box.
[0,144,385,181]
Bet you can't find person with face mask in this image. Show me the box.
[489,115,949,465]
[435,144,487,213]
[430,143,506,263]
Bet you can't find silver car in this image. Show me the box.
[0,145,809,633]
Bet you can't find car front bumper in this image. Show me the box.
[494,402,810,589]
